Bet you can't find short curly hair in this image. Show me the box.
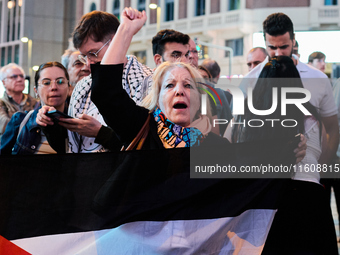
[263,13,294,41]
[152,29,190,56]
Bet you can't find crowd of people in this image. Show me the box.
[0,7,339,254]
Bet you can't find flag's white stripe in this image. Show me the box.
[12,209,276,255]
[12,231,98,255]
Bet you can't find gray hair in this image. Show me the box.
[61,48,78,69]
[0,63,25,81]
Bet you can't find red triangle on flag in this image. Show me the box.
[0,235,31,255]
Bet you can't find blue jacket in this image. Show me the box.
[0,108,66,155]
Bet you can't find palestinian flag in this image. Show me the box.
[0,139,295,254]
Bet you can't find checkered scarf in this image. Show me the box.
[68,56,153,153]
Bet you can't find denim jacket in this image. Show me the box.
[0,108,66,155]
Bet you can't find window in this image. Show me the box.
[7,7,11,42]
[14,45,19,64]
[165,0,174,21]
[198,45,208,60]
[225,38,243,57]
[195,0,205,16]
[90,2,96,12]
[137,0,146,12]
[229,0,240,10]
[12,3,16,41]
[7,46,12,64]
[325,0,337,5]
[1,48,5,67]
[112,0,120,20]
[134,50,146,64]
[18,3,22,40]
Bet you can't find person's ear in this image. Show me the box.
[154,54,162,66]
[34,87,39,98]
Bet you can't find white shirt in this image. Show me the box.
[238,55,337,118]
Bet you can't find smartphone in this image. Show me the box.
[46,110,73,121]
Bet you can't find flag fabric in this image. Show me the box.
[0,139,295,254]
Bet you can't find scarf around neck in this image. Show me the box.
[153,107,211,148]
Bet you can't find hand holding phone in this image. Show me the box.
[46,110,73,122]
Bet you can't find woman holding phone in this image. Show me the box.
[0,62,69,154]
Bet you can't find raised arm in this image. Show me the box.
[101,8,146,65]
[91,8,149,145]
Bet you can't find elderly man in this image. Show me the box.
[0,63,38,135]
[61,48,91,97]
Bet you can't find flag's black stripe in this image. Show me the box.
[0,139,294,240]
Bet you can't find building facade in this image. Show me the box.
[1,0,340,97]
[79,0,340,77]
[0,0,76,96]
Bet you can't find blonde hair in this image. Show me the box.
[141,61,212,122]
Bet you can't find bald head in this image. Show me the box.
[201,58,220,84]
[247,47,267,71]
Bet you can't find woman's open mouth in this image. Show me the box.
[173,102,188,109]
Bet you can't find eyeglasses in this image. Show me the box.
[78,39,111,64]
[39,78,68,87]
[6,74,24,80]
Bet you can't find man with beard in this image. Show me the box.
[238,12,338,254]
[239,12,338,165]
